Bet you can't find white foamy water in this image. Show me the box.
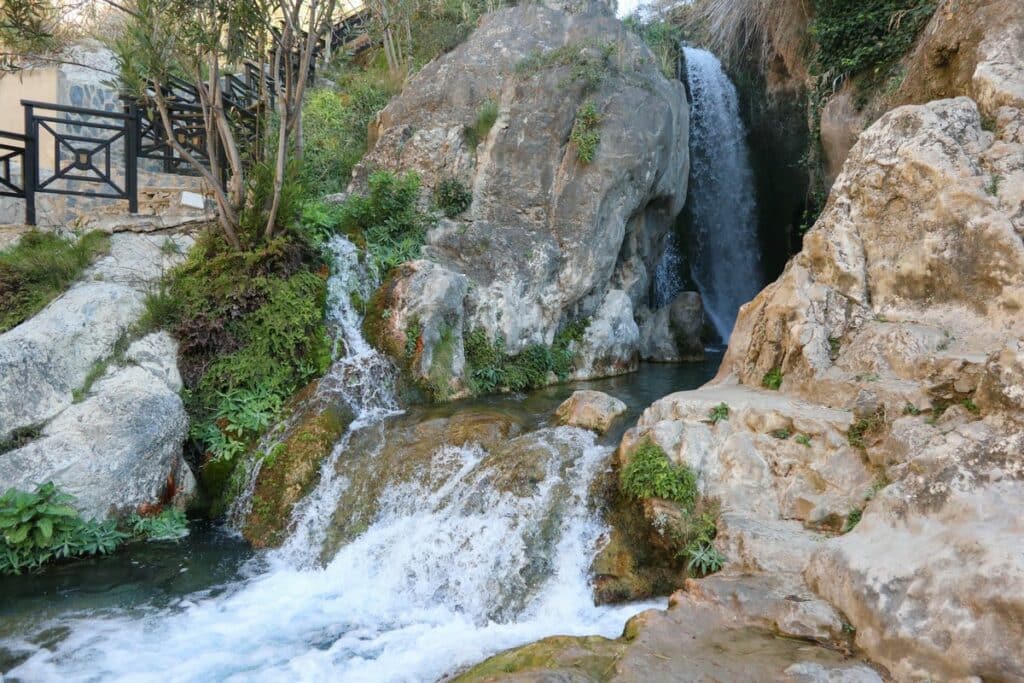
[682,46,763,342]
[7,429,657,682]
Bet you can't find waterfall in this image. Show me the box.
[6,237,658,682]
[653,232,685,309]
[228,235,399,530]
[8,429,653,682]
[682,46,762,342]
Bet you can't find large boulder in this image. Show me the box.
[0,232,193,441]
[637,291,704,362]
[354,1,689,391]
[0,333,193,519]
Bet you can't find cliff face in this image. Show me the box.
[353,2,690,394]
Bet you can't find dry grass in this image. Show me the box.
[680,0,812,72]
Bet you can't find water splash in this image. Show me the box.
[7,430,657,682]
[682,46,763,342]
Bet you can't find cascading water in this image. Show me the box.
[4,237,660,682]
[681,46,763,342]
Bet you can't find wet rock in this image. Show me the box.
[637,291,704,363]
[571,290,640,381]
[453,584,883,682]
[242,395,354,548]
[554,390,627,434]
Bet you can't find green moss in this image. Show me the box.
[620,439,697,508]
[844,508,862,532]
[421,324,457,402]
[453,635,624,682]
[243,403,353,548]
[0,230,110,333]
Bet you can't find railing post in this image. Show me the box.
[126,101,139,214]
[22,103,36,226]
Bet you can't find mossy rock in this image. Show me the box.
[589,469,686,605]
[242,396,354,548]
[452,635,625,682]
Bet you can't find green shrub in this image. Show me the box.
[686,540,725,575]
[128,508,189,541]
[848,407,885,449]
[762,367,783,390]
[0,482,125,575]
[464,99,499,149]
[707,402,729,424]
[570,100,602,164]
[153,235,331,464]
[623,15,682,78]
[0,230,110,333]
[332,171,435,274]
[621,439,697,509]
[771,428,791,440]
[811,0,936,82]
[300,82,396,196]
[434,177,473,217]
[795,433,812,447]
[464,319,587,396]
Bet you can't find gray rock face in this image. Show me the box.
[638,291,704,362]
[0,333,193,519]
[355,1,689,387]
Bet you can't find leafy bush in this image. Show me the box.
[434,177,473,217]
[150,234,331,464]
[570,100,602,164]
[707,402,729,424]
[0,230,110,333]
[464,319,587,396]
[330,171,435,275]
[762,367,783,390]
[0,482,125,575]
[300,82,397,196]
[771,428,791,440]
[811,0,936,82]
[795,433,812,447]
[464,99,499,149]
[128,508,189,541]
[621,439,698,509]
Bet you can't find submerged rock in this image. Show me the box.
[554,390,626,434]
[354,1,689,391]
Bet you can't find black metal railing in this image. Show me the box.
[0,9,371,225]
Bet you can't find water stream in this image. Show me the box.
[0,232,723,682]
[681,46,763,342]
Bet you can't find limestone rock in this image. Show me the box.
[806,437,1024,682]
[554,390,626,434]
[355,2,689,387]
[0,232,193,441]
[571,289,639,381]
[0,333,191,519]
